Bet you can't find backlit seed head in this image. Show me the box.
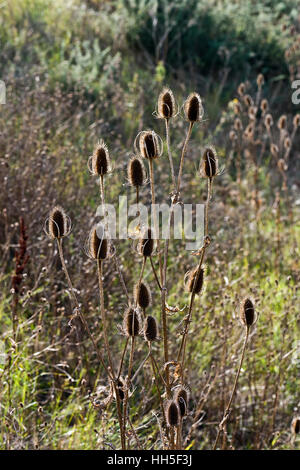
[138,228,155,257]
[284,136,291,150]
[91,141,111,175]
[248,106,257,121]
[237,83,246,96]
[278,115,287,131]
[88,225,108,260]
[271,143,279,158]
[134,281,151,310]
[201,147,218,178]
[234,102,242,114]
[257,73,264,87]
[261,99,268,113]
[186,266,205,294]
[47,206,70,239]
[264,113,273,128]
[124,307,140,337]
[144,315,158,342]
[166,401,180,427]
[128,156,146,187]
[244,123,254,140]
[157,88,176,119]
[277,159,287,172]
[229,130,237,142]
[184,93,204,122]
[291,417,300,435]
[138,131,162,160]
[243,94,254,107]
[240,298,256,327]
[175,386,189,417]
[234,118,243,131]
[293,114,300,128]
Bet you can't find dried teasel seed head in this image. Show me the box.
[293,114,300,128]
[88,225,108,260]
[277,115,287,131]
[47,206,69,239]
[186,266,205,294]
[157,87,176,119]
[234,102,242,115]
[240,298,256,328]
[260,99,268,113]
[284,136,291,150]
[257,73,264,87]
[277,159,287,172]
[128,156,146,187]
[166,401,180,427]
[201,147,218,178]
[144,315,158,342]
[291,417,300,435]
[237,83,246,96]
[244,123,254,140]
[138,228,155,257]
[234,118,243,131]
[91,141,111,176]
[271,143,279,158]
[243,94,254,107]
[229,130,237,142]
[138,131,161,160]
[124,307,140,337]
[175,386,189,417]
[184,92,204,123]
[134,281,151,310]
[264,113,273,128]
[248,106,257,121]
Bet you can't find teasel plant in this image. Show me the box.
[213,298,258,450]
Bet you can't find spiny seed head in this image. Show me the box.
[175,386,189,417]
[124,308,140,337]
[134,281,151,310]
[157,88,176,119]
[244,123,254,139]
[91,141,111,175]
[257,73,264,87]
[144,315,158,342]
[277,159,287,172]
[184,93,204,122]
[243,94,253,107]
[284,136,291,150]
[293,114,300,128]
[201,147,218,178]
[278,115,287,130]
[240,298,256,327]
[237,83,246,96]
[229,130,237,142]
[291,417,300,435]
[264,113,273,128]
[166,401,180,427]
[271,143,279,157]
[234,101,242,114]
[261,99,268,113]
[139,131,161,160]
[139,228,155,257]
[88,225,108,260]
[234,118,243,131]
[186,266,205,294]
[48,206,69,239]
[248,106,257,121]
[128,156,146,187]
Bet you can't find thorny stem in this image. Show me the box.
[213,327,250,450]
[123,336,135,448]
[176,122,193,195]
[165,119,176,189]
[56,239,109,377]
[150,256,161,290]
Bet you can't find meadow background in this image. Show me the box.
[0,0,299,450]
